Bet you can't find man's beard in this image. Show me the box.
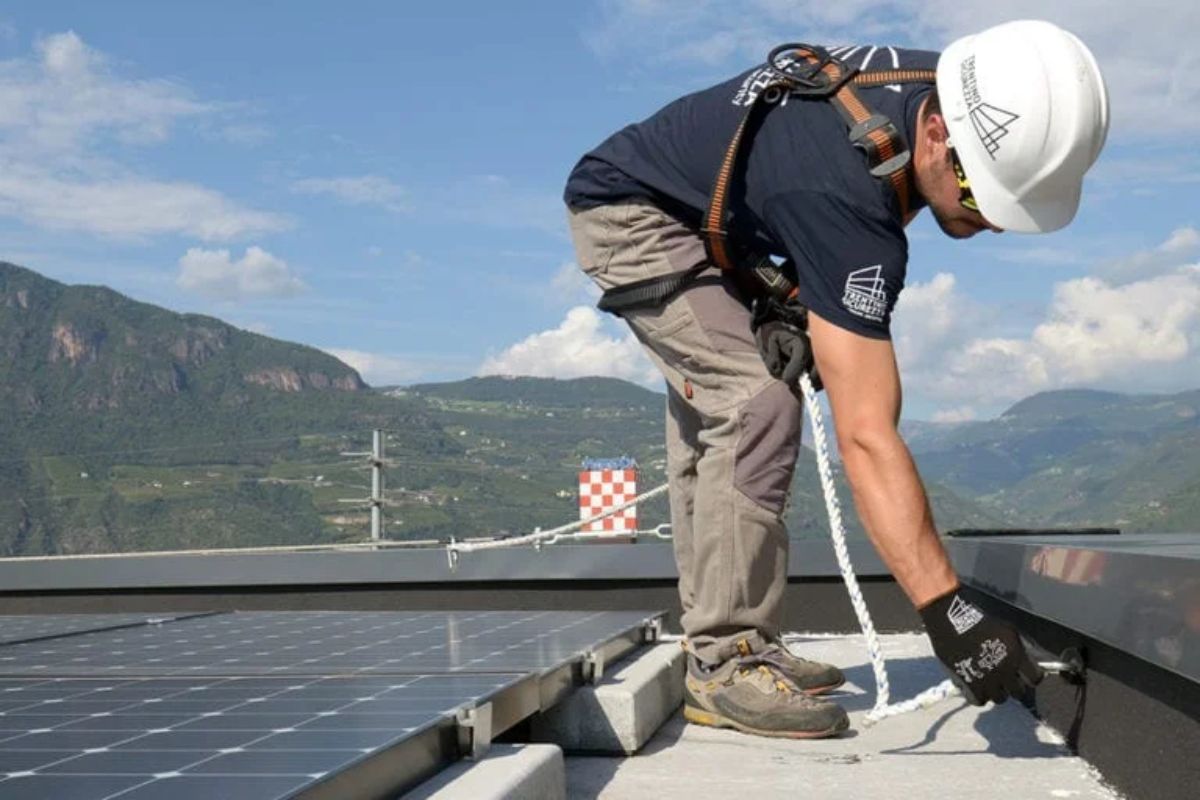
[929,200,977,240]
[915,165,978,240]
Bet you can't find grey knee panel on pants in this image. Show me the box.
[735,381,803,516]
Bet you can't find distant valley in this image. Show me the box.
[1,261,1196,556]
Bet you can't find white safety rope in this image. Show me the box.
[795,373,957,725]
[442,375,958,724]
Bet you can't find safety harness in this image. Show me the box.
[597,44,936,315]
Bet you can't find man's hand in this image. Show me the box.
[920,588,1044,705]
[751,297,822,389]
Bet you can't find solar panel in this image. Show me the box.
[0,614,214,646]
[0,609,663,798]
[0,610,656,677]
[0,673,523,800]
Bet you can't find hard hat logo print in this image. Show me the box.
[959,55,1020,160]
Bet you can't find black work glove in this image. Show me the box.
[920,588,1044,706]
[751,297,822,391]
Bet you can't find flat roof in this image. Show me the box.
[0,539,890,592]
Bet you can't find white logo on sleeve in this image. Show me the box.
[842,265,889,323]
[947,595,985,635]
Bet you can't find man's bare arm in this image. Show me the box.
[807,311,957,608]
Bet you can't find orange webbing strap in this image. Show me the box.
[830,84,912,213]
[838,68,938,215]
[701,51,935,274]
[852,69,938,87]
[702,85,787,272]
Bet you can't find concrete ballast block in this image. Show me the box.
[404,743,565,800]
[531,642,684,754]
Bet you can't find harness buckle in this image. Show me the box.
[869,151,911,178]
[767,43,858,97]
[848,113,912,177]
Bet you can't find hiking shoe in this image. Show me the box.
[683,653,849,739]
[756,639,846,696]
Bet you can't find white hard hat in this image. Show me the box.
[936,20,1110,233]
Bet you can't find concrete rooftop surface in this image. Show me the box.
[565,634,1121,800]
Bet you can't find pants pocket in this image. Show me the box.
[628,305,739,419]
[567,205,625,281]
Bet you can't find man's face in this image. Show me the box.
[914,104,1004,239]
[916,148,1004,239]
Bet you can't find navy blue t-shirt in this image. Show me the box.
[564,44,939,339]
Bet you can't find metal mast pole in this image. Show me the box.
[370,429,384,541]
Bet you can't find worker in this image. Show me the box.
[563,20,1109,738]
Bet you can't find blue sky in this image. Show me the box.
[0,0,1197,421]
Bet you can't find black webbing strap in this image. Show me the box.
[596,262,711,316]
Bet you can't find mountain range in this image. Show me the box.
[0,260,1195,556]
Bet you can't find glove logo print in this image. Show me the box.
[953,657,984,684]
[842,265,888,322]
[947,595,984,634]
[977,638,1008,672]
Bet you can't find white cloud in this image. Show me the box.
[908,1,1200,135]
[236,321,271,335]
[322,348,424,387]
[891,228,1200,410]
[292,175,408,212]
[176,246,306,301]
[0,31,210,153]
[479,306,659,385]
[589,0,1200,135]
[0,163,288,241]
[550,261,600,305]
[988,245,1090,267]
[893,272,979,372]
[1027,272,1200,383]
[1097,225,1200,284]
[1091,154,1200,188]
[0,31,283,240]
[931,406,977,423]
[1163,227,1200,253]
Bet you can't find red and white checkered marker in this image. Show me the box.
[578,468,638,533]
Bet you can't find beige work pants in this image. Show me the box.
[567,200,803,664]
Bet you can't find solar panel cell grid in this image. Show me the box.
[0,609,661,799]
[0,610,654,676]
[0,674,521,800]
[0,614,212,646]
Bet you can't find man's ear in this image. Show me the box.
[923,111,950,151]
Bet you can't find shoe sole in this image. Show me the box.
[683,704,847,739]
[802,678,846,697]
